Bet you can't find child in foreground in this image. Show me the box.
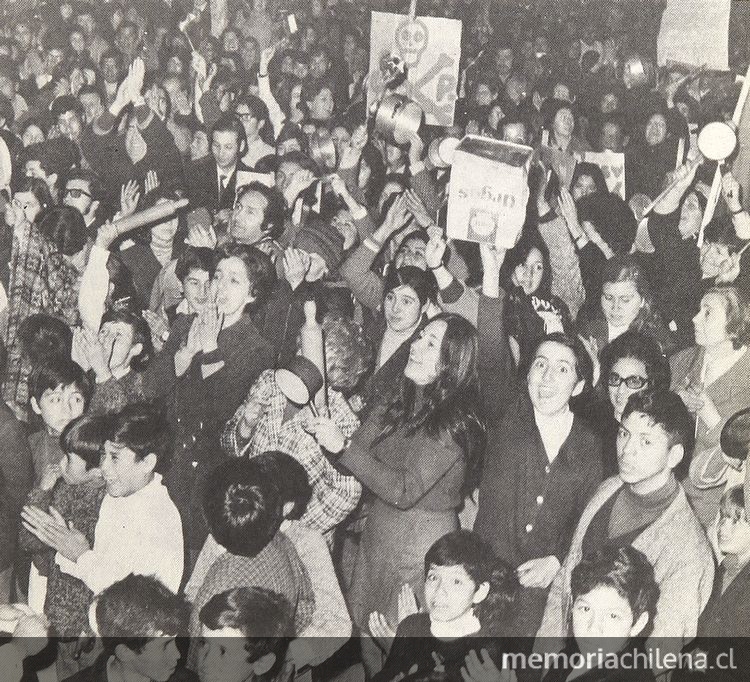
[370,529,518,682]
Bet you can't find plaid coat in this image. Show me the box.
[3,220,80,419]
[222,369,362,539]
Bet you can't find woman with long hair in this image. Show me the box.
[309,313,485,675]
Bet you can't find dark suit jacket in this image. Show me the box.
[184,157,251,212]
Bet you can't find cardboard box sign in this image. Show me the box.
[447,136,532,249]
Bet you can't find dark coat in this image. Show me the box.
[0,402,32,571]
[184,157,252,212]
[673,562,750,681]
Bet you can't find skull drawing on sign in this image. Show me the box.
[395,18,429,68]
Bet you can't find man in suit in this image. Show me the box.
[185,114,251,219]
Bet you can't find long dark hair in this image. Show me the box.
[375,313,486,494]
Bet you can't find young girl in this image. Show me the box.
[19,415,107,639]
[673,485,750,680]
[369,530,518,682]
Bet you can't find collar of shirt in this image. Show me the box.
[105,473,164,507]
[533,408,575,464]
[217,167,235,185]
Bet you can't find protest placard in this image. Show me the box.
[584,150,626,199]
[367,11,462,127]
[447,136,532,249]
[657,0,730,71]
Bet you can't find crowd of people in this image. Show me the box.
[0,0,749,681]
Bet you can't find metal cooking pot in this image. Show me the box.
[309,128,338,172]
[374,93,424,145]
[697,120,738,162]
[428,136,461,168]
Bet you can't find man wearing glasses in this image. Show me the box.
[63,169,102,238]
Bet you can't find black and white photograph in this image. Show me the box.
[0,0,749,680]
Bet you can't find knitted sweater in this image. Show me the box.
[186,523,349,665]
[18,479,106,635]
[188,531,315,659]
[537,476,714,653]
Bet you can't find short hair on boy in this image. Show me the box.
[100,309,154,372]
[254,451,312,521]
[202,458,283,557]
[424,530,518,636]
[174,245,216,283]
[29,357,92,406]
[622,389,695,458]
[199,587,292,675]
[108,403,174,474]
[95,574,189,655]
[61,414,112,470]
[211,113,247,154]
[571,545,659,628]
[720,484,746,523]
[19,313,73,364]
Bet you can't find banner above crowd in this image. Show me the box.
[367,11,462,127]
[657,0,731,71]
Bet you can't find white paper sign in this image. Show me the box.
[367,11,462,127]
[657,0,730,71]
[447,137,532,249]
[584,151,626,200]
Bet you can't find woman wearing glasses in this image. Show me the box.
[580,331,671,477]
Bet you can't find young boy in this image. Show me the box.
[538,390,715,653]
[196,587,293,682]
[539,546,658,681]
[187,451,351,669]
[28,356,92,485]
[21,403,184,596]
[63,574,197,682]
[187,458,315,645]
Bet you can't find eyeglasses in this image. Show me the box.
[607,372,649,390]
[65,187,92,199]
